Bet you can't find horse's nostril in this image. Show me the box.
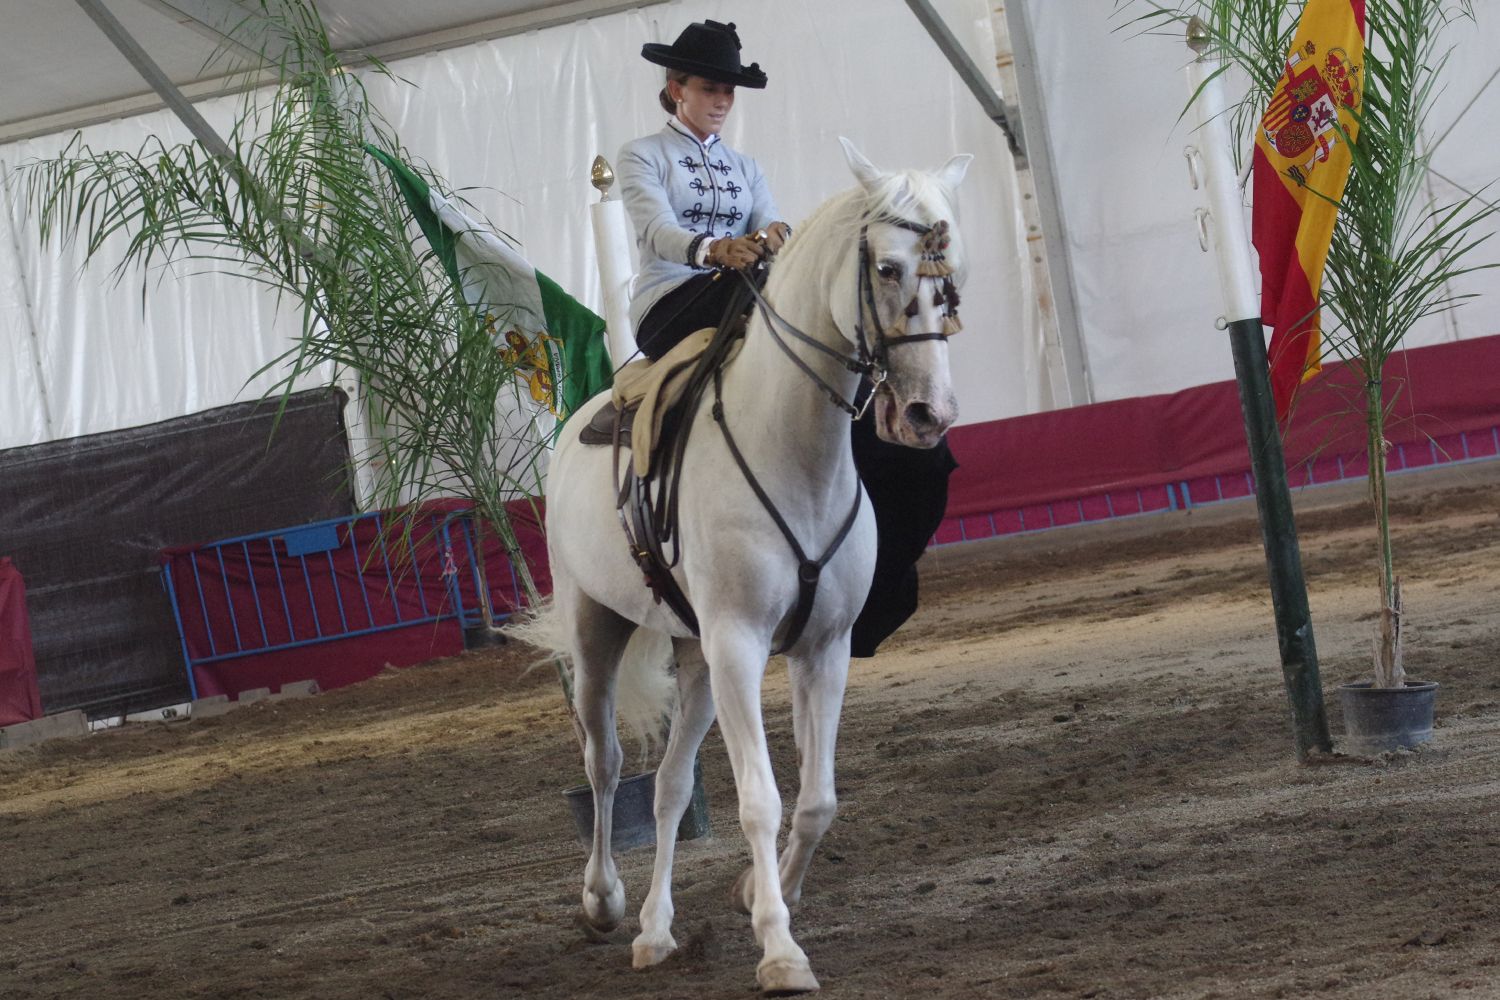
[905,401,936,431]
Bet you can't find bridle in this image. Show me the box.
[740,215,962,419]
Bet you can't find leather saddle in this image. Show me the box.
[573,280,755,636]
[578,398,635,448]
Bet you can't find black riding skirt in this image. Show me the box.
[637,273,957,658]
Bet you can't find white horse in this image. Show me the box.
[539,138,971,994]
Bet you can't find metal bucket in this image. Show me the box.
[562,758,711,851]
[1339,680,1439,755]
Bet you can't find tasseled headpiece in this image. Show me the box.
[915,219,954,278]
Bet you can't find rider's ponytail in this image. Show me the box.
[658,69,690,115]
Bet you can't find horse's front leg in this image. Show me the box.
[633,640,715,968]
[706,624,820,995]
[733,636,849,914]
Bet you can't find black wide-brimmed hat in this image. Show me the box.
[641,19,767,89]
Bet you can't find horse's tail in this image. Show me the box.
[503,599,677,752]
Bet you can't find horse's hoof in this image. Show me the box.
[731,866,754,915]
[631,933,677,968]
[757,957,820,995]
[582,880,626,932]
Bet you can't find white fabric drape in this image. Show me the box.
[12,1,1493,451]
[0,0,1031,452]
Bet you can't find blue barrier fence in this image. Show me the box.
[161,506,518,700]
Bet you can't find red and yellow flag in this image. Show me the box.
[1252,0,1365,420]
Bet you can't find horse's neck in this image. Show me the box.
[716,273,861,507]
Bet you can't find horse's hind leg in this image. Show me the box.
[705,625,820,995]
[559,580,637,932]
[732,639,849,915]
[633,639,715,968]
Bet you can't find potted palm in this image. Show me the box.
[1134,0,1497,751]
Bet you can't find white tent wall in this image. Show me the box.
[0,0,1033,455]
[4,1,1497,455]
[0,164,52,447]
[1028,4,1500,405]
[337,0,1037,422]
[0,95,336,453]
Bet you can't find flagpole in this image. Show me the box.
[589,156,639,367]
[1185,20,1331,759]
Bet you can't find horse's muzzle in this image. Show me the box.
[875,387,956,449]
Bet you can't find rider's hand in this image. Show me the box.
[707,235,768,270]
[762,221,792,254]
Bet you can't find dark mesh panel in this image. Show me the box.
[0,388,356,717]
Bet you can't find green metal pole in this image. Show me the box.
[1187,21,1331,757]
[1225,318,1332,757]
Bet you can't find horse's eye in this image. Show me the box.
[877,262,902,281]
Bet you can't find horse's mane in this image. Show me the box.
[771,167,967,289]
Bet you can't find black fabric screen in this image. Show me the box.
[0,388,356,717]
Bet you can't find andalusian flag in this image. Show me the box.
[1252,0,1365,419]
[367,147,612,425]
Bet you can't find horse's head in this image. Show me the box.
[838,137,972,449]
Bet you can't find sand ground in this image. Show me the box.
[3,461,1499,999]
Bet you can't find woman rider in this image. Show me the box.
[617,19,958,657]
[616,19,791,360]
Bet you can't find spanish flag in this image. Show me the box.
[1252,0,1365,420]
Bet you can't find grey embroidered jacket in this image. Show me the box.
[617,119,780,331]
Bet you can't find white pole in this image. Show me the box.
[589,156,637,366]
[1184,46,1260,325]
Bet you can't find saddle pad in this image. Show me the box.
[608,326,742,479]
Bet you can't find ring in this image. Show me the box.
[754,228,767,243]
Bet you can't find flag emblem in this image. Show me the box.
[1262,43,1361,184]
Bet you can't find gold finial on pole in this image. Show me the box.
[590,155,616,200]
[1186,16,1211,56]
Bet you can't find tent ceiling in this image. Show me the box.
[0,0,665,143]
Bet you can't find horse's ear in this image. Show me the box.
[838,136,882,190]
[937,153,974,190]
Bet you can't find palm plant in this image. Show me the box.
[1131,0,1497,688]
[22,1,578,714]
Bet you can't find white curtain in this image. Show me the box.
[1026,2,1500,403]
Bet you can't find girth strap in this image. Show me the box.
[711,367,864,655]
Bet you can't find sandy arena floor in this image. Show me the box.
[3,460,1499,1000]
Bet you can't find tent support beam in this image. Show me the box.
[904,0,1024,159]
[75,0,239,161]
[905,0,1093,409]
[7,0,670,144]
[994,0,1092,408]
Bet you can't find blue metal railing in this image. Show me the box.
[162,507,522,700]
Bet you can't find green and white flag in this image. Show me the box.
[367,146,612,428]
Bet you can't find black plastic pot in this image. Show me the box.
[1339,680,1439,755]
[562,757,711,851]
